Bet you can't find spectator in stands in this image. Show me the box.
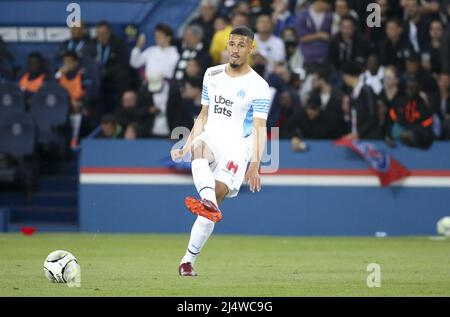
[331,0,359,35]
[254,13,286,77]
[353,54,385,97]
[378,66,404,146]
[387,77,434,149]
[402,50,438,95]
[271,0,297,37]
[311,67,346,137]
[174,25,212,83]
[189,0,218,47]
[55,51,93,149]
[94,21,131,112]
[350,83,382,140]
[57,22,95,60]
[97,114,123,139]
[296,0,333,73]
[430,72,450,139]
[56,51,92,107]
[136,73,187,138]
[251,51,268,78]
[328,15,372,77]
[403,0,431,53]
[281,27,304,71]
[19,52,48,109]
[179,76,204,130]
[130,23,179,82]
[422,19,444,76]
[124,122,140,140]
[267,63,302,139]
[286,92,338,151]
[378,18,415,71]
[114,90,145,135]
[185,58,204,82]
[210,12,249,65]
[0,36,14,80]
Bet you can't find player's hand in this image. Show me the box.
[245,162,261,193]
[171,147,189,162]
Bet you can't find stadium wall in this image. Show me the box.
[79,139,450,236]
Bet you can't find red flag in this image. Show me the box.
[335,138,411,187]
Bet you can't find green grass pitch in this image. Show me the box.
[1,233,449,296]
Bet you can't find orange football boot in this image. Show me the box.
[185,196,223,223]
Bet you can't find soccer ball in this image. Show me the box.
[436,217,450,237]
[43,250,79,283]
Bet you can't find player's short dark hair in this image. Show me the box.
[62,50,80,61]
[230,26,254,40]
[155,23,174,38]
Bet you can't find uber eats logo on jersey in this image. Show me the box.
[214,95,233,117]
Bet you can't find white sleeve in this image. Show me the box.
[201,70,210,106]
[252,82,272,120]
[130,47,147,69]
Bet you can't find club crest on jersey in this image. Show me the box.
[226,161,239,174]
[237,89,246,99]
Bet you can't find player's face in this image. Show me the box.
[227,34,253,68]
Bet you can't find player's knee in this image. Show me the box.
[192,141,214,162]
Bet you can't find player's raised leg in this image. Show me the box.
[185,139,223,222]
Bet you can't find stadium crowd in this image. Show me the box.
[1,0,450,151]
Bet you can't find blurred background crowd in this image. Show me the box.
[1,0,450,154]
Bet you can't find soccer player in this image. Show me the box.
[170,26,271,276]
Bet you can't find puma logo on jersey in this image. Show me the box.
[210,69,223,76]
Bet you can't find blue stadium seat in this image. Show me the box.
[0,112,36,156]
[0,112,37,188]
[29,83,70,148]
[0,82,25,116]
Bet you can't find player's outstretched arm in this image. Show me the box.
[245,117,267,193]
[171,105,209,161]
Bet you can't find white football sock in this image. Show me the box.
[181,216,215,265]
[191,158,217,206]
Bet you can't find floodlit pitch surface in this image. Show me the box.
[0,234,449,296]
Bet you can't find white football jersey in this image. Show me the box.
[201,64,271,144]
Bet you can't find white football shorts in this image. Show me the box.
[192,131,253,198]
